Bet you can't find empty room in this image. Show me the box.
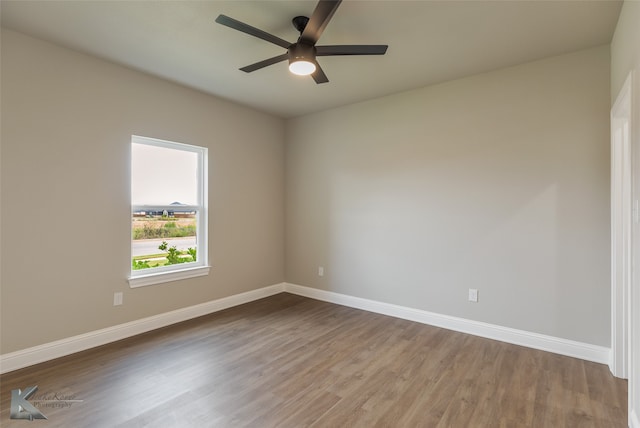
[1,0,639,426]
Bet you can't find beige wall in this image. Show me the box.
[285,46,611,346]
[611,0,640,102]
[0,29,285,354]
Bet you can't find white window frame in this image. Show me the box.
[128,135,209,287]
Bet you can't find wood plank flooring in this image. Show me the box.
[0,293,628,427]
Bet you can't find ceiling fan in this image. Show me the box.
[215,0,388,84]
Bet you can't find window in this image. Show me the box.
[129,135,208,287]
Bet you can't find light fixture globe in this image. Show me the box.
[288,43,316,76]
[289,60,316,75]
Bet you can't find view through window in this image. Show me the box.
[130,136,207,279]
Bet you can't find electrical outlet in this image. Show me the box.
[468,289,478,303]
[318,266,324,277]
[113,292,123,306]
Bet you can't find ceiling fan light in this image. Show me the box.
[289,59,316,76]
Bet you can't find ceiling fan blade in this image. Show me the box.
[316,45,388,56]
[216,15,291,49]
[311,63,329,84]
[240,54,289,73]
[300,0,342,45]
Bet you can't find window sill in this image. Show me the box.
[128,266,210,288]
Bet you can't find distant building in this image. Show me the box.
[133,202,195,218]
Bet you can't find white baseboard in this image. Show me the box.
[283,283,611,365]
[631,410,639,428]
[0,281,611,374]
[0,283,286,374]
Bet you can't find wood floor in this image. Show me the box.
[0,293,627,427]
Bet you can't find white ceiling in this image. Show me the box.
[1,1,623,118]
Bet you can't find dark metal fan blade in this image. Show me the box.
[240,54,289,73]
[316,45,388,56]
[215,15,291,49]
[311,63,329,84]
[300,0,342,45]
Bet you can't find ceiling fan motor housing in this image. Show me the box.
[289,42,317,64]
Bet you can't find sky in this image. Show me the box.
[131,143,198,205]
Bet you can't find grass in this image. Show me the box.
[132,217,196,240]
[132,250,194,269]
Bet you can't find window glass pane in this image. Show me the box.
[132,143,198,205]
[132,211,198,271]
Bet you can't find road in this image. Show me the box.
[132,237,196,257]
